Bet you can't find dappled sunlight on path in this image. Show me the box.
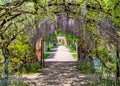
[22,46,94,86]
[23,62,93,86]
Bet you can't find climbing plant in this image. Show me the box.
[0,0,120,85]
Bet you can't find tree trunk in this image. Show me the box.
[35,38,42,62]
[116,46,120,79]
[41,38,45,67]
[77,39,81,62]
[2,46,9,86]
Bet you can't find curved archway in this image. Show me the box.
[56,36,67,46]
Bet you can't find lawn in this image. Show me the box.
[44,53,50,59]
[72,53,78,59]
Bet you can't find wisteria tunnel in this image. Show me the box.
[0,0,120,86]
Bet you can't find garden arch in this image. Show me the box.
[56,36,67,46]
[33,1,120,78]
[0,1,120,82]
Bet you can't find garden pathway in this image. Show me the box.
[22,46,94,86]
[23,62,93,86]
[45,46,77,62]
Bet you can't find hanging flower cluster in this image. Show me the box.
[56,15,84,38]
[40,18,56,37]
[33,5,87,38]
[97,18,119,44]
[33,18,56,40]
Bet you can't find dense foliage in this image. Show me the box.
[0,0,120,85]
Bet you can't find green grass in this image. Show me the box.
[46,46,56,52]
[44,53,50,59]
[66,46,78,59]
[66,46,76,53]
[72,53,78,59]
[44,45,57,59]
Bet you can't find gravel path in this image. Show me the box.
[22,46,93,86]
[45,46,77,62]
[23,62,93,86]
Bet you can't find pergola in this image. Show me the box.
[0,0,120,84]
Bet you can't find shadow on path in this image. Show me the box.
[22,46,93,86]
[23,61,94,86]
